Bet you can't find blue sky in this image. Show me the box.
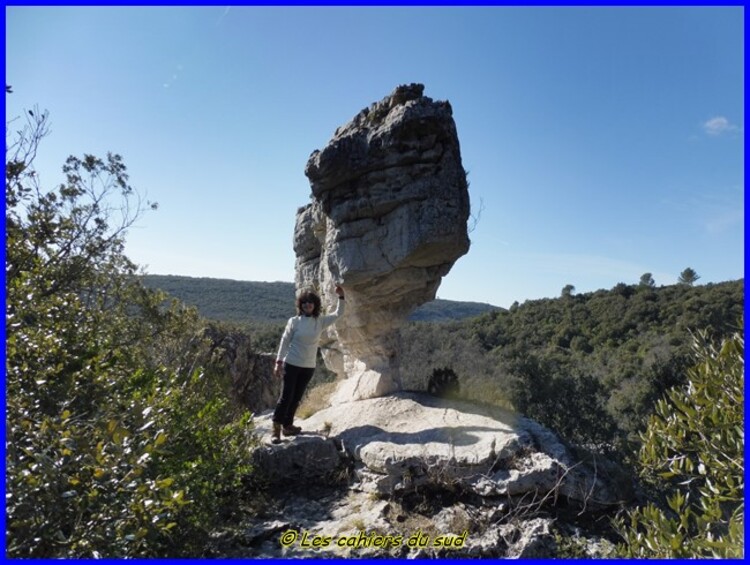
[5,6,744,307]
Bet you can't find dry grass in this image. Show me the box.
[460,380,515,411]
[297,380,338,419]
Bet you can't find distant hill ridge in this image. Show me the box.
[141,274,501,325]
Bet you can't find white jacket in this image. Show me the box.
[276,298,345,368]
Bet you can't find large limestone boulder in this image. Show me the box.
[253,393,627,510]
[244,393,629,558]
[295,84,470,403]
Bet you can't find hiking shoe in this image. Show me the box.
[282,425,302,436]
[271,422,282,444]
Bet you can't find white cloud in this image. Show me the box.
[702,116,739,136]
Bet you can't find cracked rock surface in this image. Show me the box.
[231,393,626,558]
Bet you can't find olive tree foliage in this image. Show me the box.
[614,323,744,557]
[6,106,257,557]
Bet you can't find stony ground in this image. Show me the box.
[205,393,624,558]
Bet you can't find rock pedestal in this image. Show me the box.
[295,84,470,403]
[245,393,629,558]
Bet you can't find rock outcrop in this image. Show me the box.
[203,325,279,413]
[294,84,470,403]
[236,393,628,558]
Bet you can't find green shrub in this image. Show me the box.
[5,106,257,557]
[505,354,617,451]
[613,324,744,557]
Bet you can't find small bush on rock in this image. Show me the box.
[427,367,461,398]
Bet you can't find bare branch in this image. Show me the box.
[468,196,484,234]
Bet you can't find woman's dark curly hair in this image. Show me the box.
[296,290,321,317]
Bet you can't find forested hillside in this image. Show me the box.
[140,274,500,324]
[399,279,744,461]
[141,275,296,323]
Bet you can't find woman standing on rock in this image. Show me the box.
[271,285,345,444]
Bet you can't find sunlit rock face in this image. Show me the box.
[294,83,470,403]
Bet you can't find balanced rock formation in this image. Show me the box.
[295,84,470,403]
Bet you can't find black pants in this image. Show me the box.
[273,363,315,427]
